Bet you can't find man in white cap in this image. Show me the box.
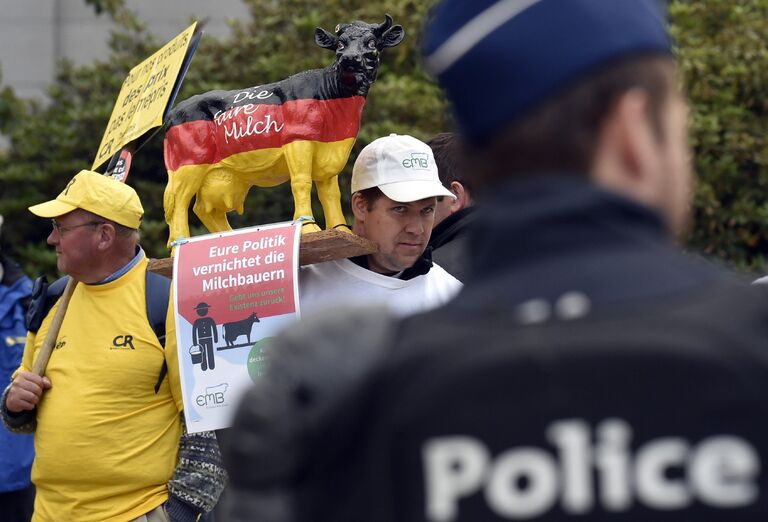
[299,134,462,318]
[1,170,225,522]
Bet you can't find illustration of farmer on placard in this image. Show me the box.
[191,302,218,371]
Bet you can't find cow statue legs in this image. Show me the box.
[189,161,350,236]
[316,176,351,233]
[284,141,322,234]
[164,166,209,246]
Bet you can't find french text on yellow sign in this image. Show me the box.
[93,22,197,169]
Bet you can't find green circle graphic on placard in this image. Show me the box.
[248,337,275,382]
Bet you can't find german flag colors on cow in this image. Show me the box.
[164,89,366,172]
[163,15,405,246]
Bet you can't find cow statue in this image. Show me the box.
[163,15,405,245]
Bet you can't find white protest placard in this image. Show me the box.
[173,222,301,433]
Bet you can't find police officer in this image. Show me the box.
[222,1,768,521]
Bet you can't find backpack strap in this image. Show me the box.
[23,269,172,393]
[25,275,70,333]
[146,269,172,393]
[146,270,171,347]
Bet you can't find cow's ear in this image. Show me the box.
[380,25,405,48]
[315,27,338,50]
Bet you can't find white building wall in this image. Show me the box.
[0,2,57,100]
[0,0,249,101]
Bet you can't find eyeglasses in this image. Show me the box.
[51,219,105,236]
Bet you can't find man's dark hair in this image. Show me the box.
[427,132,472,195]
[473,55,676,187]
[355,186,386,210]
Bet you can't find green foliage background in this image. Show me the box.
[0,0,766,279]
[0,0,445,280]
[672,0,768,270]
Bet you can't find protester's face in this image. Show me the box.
[355,194,437,273]
[656,89,693,238]
[47,209,104,279]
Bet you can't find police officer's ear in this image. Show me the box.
[591,88,661,201]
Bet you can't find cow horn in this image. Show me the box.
[375,14,393,36]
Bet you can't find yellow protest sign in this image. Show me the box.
[93,22,197,169]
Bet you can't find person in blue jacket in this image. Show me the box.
[0,215,35,521]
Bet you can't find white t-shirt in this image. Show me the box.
[299,258,462,319]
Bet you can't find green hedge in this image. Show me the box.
[0,0,766,278]
[672,0,768,271]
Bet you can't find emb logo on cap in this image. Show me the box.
[402,152,430,170]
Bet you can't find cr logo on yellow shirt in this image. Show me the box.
[111,334,135,350]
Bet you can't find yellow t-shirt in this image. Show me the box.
[17,258,184,521]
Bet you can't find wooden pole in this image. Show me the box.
[32,278,77,375]
[29,26,202,377]
[28,26,201,378]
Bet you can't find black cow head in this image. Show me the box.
[315,14,405,95]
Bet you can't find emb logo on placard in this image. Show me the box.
[196,383,230,408]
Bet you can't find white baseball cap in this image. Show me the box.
[351,134,456,202]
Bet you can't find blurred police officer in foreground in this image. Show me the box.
[222,1,768,521]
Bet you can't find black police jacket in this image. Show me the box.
[428,206,475,282]
[223,177,768,522]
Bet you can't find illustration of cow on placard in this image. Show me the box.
[222,312,261,347]
[163,15,405,246]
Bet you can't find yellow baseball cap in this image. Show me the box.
[28,170,144,229]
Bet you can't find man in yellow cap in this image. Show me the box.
[1,170,226,521]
